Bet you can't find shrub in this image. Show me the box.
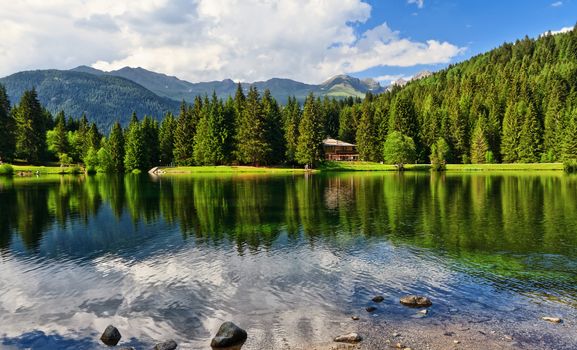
[70,166,83,174]
[0,164,14,176]
[564,159,577,173]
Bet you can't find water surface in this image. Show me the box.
[1,172,576,349]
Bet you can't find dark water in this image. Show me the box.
[1,172,577,349]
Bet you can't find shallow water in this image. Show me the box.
[0,172,576,349]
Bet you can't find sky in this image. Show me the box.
[0,0,575,85]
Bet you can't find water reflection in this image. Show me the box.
[0,173,577,348]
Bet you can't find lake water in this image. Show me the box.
[1,172,577,349]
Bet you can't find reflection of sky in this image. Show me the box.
[2,175,577,349]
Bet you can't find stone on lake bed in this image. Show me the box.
[100,325,121,346]
[366,306,377,313]
[372,295,385,303]
[399,295,432,308]
[542,316,562,323]
[351,315,360,320]
[154,340,178,350]
[211,321,248,348]
[334,332,363,343]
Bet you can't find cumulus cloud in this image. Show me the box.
[408,0,424,8]
[0,0,462,83]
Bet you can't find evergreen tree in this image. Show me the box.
[87,122,102,151]
[430,138,450,171]
[124,115,145,172]
[173,100,197,166]
[283,96,301,164]
[159,112,176,165]
[295,93,324,167]
[235,86,269,165]
[0,84,15,162]
[142,116,160,168]
[108,121,125,172]
[262,89,285,164]
[470,117,490,164]
[501,102,524,163]
[193,93,227,165]
[518,103,543,162]
[562,110,577,161]
[48,111,70,157]
[356,95,381,161]
[14,88,47,164]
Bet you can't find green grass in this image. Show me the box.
[319,161,430,172]
[445,163,563,171]
[160,165,312,174]
[11,164,83,175]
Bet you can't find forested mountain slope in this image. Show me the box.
[0,70,180,131]
[354,25,577,163]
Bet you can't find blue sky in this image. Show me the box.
[0,0,574,84]
[354,0,576,81]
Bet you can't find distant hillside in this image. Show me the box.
[71,66,385,103]
[0,70,180,132]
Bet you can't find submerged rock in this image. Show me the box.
[366,306,377,313]
[351,315,360,321]
[211,322,248,348]
[372,295,385,303]
[399,295,432,308]
[100,325,121,346]
[542,316,562,323]
[154,340,177,350]
[334,332,363,343]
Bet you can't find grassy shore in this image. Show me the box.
[160,165,312,174]
[11,164,82,175]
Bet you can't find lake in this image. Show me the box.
[1,172,576,349]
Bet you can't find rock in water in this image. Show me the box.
[542,316,562,323]
[100,325,122,346]
[334,332,363,343]
[366,306,377,313]
[154,340,178,350]
[399,295,432,308]
[372,295,385,303]
[211,322,248,348]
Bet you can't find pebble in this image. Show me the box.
[333,332,363,343]
[392,332,400,337]
[372,295,385,303]
[542,316,562,323]
[454,340,460,344]
[366,306,377,313]
[419,309,429,315]
[351,316,359,321]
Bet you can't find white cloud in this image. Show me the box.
[542,26,573,36]
[408,0,424,9]
[551,1,563,7]
[374,74,409,84]
[0,0,462,83]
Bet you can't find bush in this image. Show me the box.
[383,131,416,170]
[85,165,97,175]
[70,166,83,174]
[564,159,577,173]
[0,164,14,176]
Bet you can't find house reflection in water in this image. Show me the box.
[323,138,359,161]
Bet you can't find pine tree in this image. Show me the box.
[501,102,523,163]
[87,122,102,151]
[283,96,301,164]
[356,95,380,161]
[0,84,15,162]
[262,89,285,164]
[193,93,227,165]
[235,86,269,165]
[518,103,543,163]
[562,110,577,161]
[142,116,159,168]
[108,121,125,172]
[124,115,145,172]
[470,117,489,164]
[173,100,197,166]
[296,93,324,167]
[50,111,70,156]
[14,88,47,164]
[159,112,176,165]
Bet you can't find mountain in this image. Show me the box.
[0,70,180,132]
[70,66,384,103]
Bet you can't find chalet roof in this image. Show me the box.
[323,138,356,147]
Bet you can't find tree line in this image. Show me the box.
[1,25,577,171]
